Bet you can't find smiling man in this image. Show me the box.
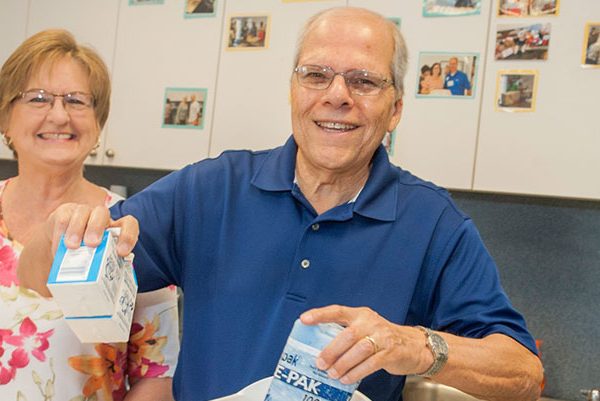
[20,7,543,401]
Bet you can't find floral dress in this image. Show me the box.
[0,180,179,401]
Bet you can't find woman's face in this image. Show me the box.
[433,64,441,76]
[5,57,99,171]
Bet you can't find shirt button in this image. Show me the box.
[311,223,320,231]
[300,259,310,269]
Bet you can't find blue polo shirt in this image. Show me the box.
[111,136,536,401]
[444,70,471,95]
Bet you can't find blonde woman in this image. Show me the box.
[0,30,179,401]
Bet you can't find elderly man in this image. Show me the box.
[20,7,543,401]
[443,57,472,96]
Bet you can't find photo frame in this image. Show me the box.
[495,23,551,61]
[387,17,401,29]
[495,70,539,112]
[423,0,481,17]
[226,15,270,50]
[416,52,479,98]
[162,88,208,129]
[184,0,216,18]
[581,22,600,68]
[498,0,559,17]
[128,0,164,5]
[382,130,397,156]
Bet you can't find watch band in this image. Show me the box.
[416,326,449,377]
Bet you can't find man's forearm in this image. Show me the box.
[433,333,543,401]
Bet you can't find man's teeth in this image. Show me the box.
[39,133,73,140]
[317,122,357,130]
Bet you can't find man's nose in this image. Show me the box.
[322,75,354,107]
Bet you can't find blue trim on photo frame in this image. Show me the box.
[415,51,480,100]
[161,87,208,130]
[422,0,482,18]
[183,0,217,19]
[387,17,401,29]
[128,0,164,6]
[382,130,397,157]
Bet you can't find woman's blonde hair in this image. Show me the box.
[0,29,111,146]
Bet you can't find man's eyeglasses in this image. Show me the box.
[294,64,394,96]
[14,89,94,113]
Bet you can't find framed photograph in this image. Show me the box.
[129,0,163,5]
[423,0,481,17]
[582,22,600,68]
[495,23,551,60]
[184,0,216,18]
[162,88,208,129]
[498,0,559,17]
[382,130,397,156]
[416,52,479,98]
[226,15,270,50]
[495,70,539,112]
[387,17,401,29]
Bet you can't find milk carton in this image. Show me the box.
[265,319,361,401]
[47,229,137,343]
[64,258,137,343]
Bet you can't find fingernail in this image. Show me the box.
[316,357,327,370]
[117,243,129,256]
[67,234,80,246]
[328,368,339,379]
[301,312,314,324]
[85,233,99,244]
[340,376,351,385]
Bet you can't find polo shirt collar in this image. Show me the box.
[251,136,297,192]
[352,145,398,222]
[252,135,399,222]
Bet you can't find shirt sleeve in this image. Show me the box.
[109,170,184,292]
[464,73,472,90]
[127,285,180,383]
[429,219,537,355]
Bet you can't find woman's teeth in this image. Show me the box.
[38,133,74,140]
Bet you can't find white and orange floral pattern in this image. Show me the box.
[0,180,179,401]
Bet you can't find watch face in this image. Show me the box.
[431,332,449,358]
[416,327,448,377]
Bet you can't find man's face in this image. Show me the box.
[290,10,403,177]
[449,58,458,73]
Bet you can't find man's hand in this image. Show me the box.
[300,305,544,401]
[18,203,139,297]
[300,305,432,384]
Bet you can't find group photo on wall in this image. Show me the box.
[417,52,478,97]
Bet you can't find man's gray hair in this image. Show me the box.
[292,7,409,99]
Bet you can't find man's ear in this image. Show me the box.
[387,97,403,133]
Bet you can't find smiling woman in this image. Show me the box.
[6,58,100,169]
[0,29,179,401]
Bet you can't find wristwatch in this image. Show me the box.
[416,326,449,377]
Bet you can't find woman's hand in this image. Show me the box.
[18,202,139,296]
[47,203,138,257]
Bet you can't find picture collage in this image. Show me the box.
[128,0,596,144]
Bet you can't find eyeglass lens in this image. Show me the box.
[19,89,93,111]
[295,65,391,95]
